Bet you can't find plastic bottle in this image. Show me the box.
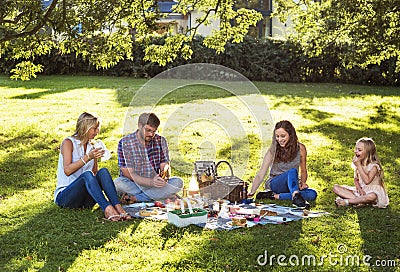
[188,171,199,196]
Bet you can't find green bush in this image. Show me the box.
[1,35,399,85]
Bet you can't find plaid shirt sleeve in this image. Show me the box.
[160,136,169,163]
[117,137,128,168]
[118,135,136,169]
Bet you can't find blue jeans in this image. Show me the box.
[114,176,183,202]
[55,168,120,211]
[269,168,317,201]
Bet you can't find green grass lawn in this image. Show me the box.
[0,75,399,271]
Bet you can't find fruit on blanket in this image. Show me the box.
[154,201,164,208]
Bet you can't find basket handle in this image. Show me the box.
[215,160,234,177]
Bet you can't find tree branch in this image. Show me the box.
[0,0,59,43]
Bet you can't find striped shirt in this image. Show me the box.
[117,130,169,179]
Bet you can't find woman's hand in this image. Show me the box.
[299,182,309,190]
[88,147,104,160]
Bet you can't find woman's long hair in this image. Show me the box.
[273,120,299,163]
[72,112,100,143]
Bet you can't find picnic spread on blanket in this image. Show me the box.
[123,161,329,229]
[123,201,329,230]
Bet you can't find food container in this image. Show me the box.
[167,198,208,227]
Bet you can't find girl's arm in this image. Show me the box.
[299,143,309,189]
[355,164,379,185]
[353,157,379,185]
[354,176,364,195]
[91,147,105,175]
[248,147,274,196]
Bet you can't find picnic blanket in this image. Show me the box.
[123,202,329,230]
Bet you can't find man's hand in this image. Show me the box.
[153,176,167,187]
[160,163,170,180]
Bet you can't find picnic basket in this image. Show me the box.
[194,160,247,203]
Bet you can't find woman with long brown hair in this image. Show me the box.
[248,120,317,208]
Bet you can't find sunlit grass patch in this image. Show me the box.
[0,75,399,271]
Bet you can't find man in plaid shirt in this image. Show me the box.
[114,113,183,202]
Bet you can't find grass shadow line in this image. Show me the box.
[0,204,140,271]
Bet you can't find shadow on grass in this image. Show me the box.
[356,207,400,270]
[158,217,304,270]
[298,115,400,266]
[0,75,145,102]
[0,122,119,197]
[0,204,140,271]
[0,128,59,197]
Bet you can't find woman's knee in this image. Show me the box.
[82,171,96,184]
[308,190,318,201]
[97,168,111,178]
[82,171,95,179]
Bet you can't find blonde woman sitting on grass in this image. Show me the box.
[54,112,131,221]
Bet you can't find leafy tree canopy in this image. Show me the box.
[274,0,400,72]
[0,0,262,80]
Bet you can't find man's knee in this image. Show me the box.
[113,176,129,191]
[169,177,183,189]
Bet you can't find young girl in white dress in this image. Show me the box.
[333,137,389,208]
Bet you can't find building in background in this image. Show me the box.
[41,0,291,39]
[158,0,292,39]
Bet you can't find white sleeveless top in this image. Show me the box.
[54,136,95,201]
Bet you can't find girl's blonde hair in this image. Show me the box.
[356,137,385,183]
[73,112,101,143]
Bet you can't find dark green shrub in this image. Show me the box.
[1,35,398,86]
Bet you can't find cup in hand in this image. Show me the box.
[93,140,111,161]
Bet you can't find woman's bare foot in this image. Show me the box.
[114,204,132,220]
[104,205,122,221]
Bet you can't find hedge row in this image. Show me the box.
[1,36,399,85]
